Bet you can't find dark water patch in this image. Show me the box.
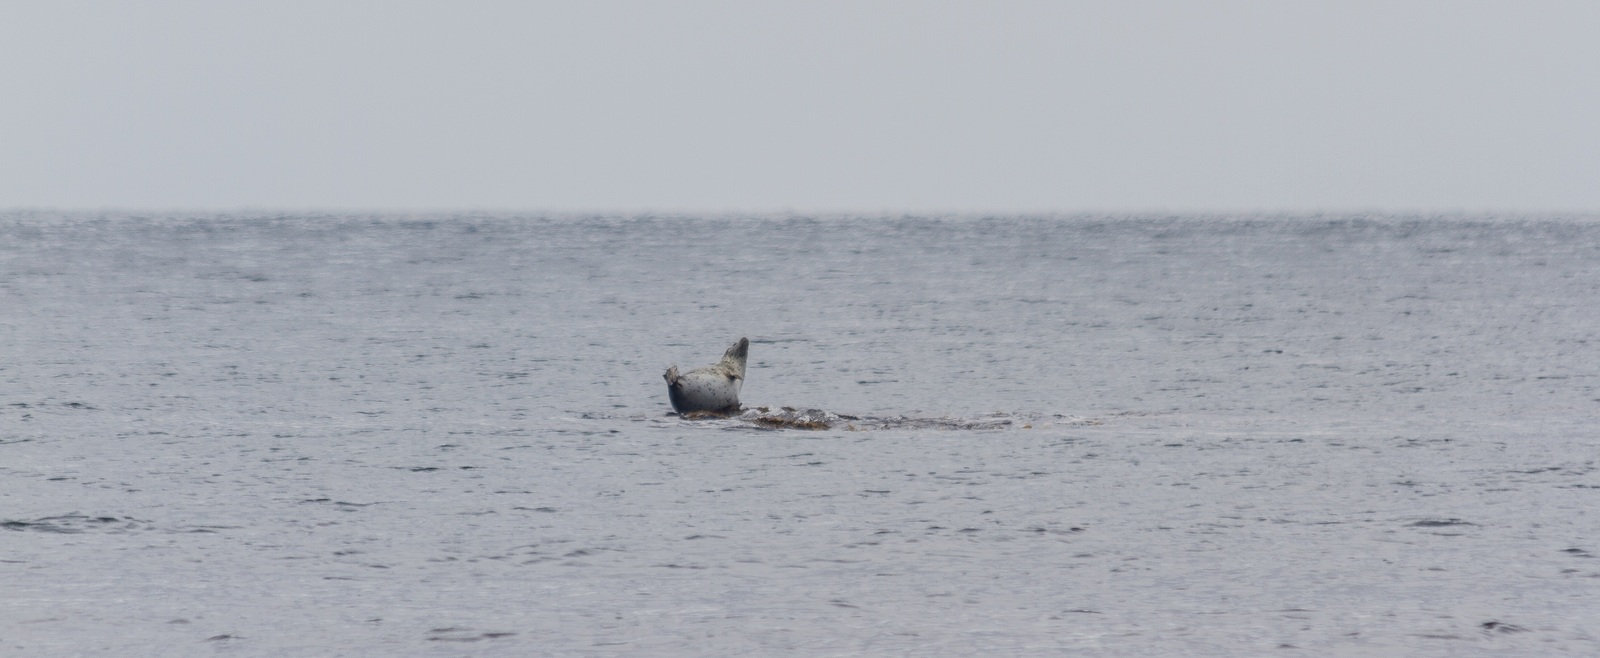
[1481,621,1529,634]
[1408,518,1476,528]
[302,499,379,510]
[3,514,145,534]
[1026,526,1085,535]
[426,627,516,642]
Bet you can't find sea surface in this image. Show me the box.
[3,212,1599,656]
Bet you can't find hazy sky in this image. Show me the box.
[4,1,1597,213]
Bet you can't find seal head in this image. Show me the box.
[664,337,748,414]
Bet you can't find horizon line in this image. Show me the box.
[5,205,1600,219]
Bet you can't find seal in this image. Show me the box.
[664,337,748,414]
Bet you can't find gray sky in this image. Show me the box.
[3,1,1597,213]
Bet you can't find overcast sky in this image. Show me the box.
[3,1,1597,213]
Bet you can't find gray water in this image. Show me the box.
[3,212,1599,656]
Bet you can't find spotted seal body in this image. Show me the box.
[664,337,748,414]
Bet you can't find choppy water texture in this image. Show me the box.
[3,212,1600,656]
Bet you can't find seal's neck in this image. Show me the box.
[720,337,749,379]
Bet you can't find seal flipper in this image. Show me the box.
[664,365,694,413]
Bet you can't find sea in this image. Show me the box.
[3,212,1598,656]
